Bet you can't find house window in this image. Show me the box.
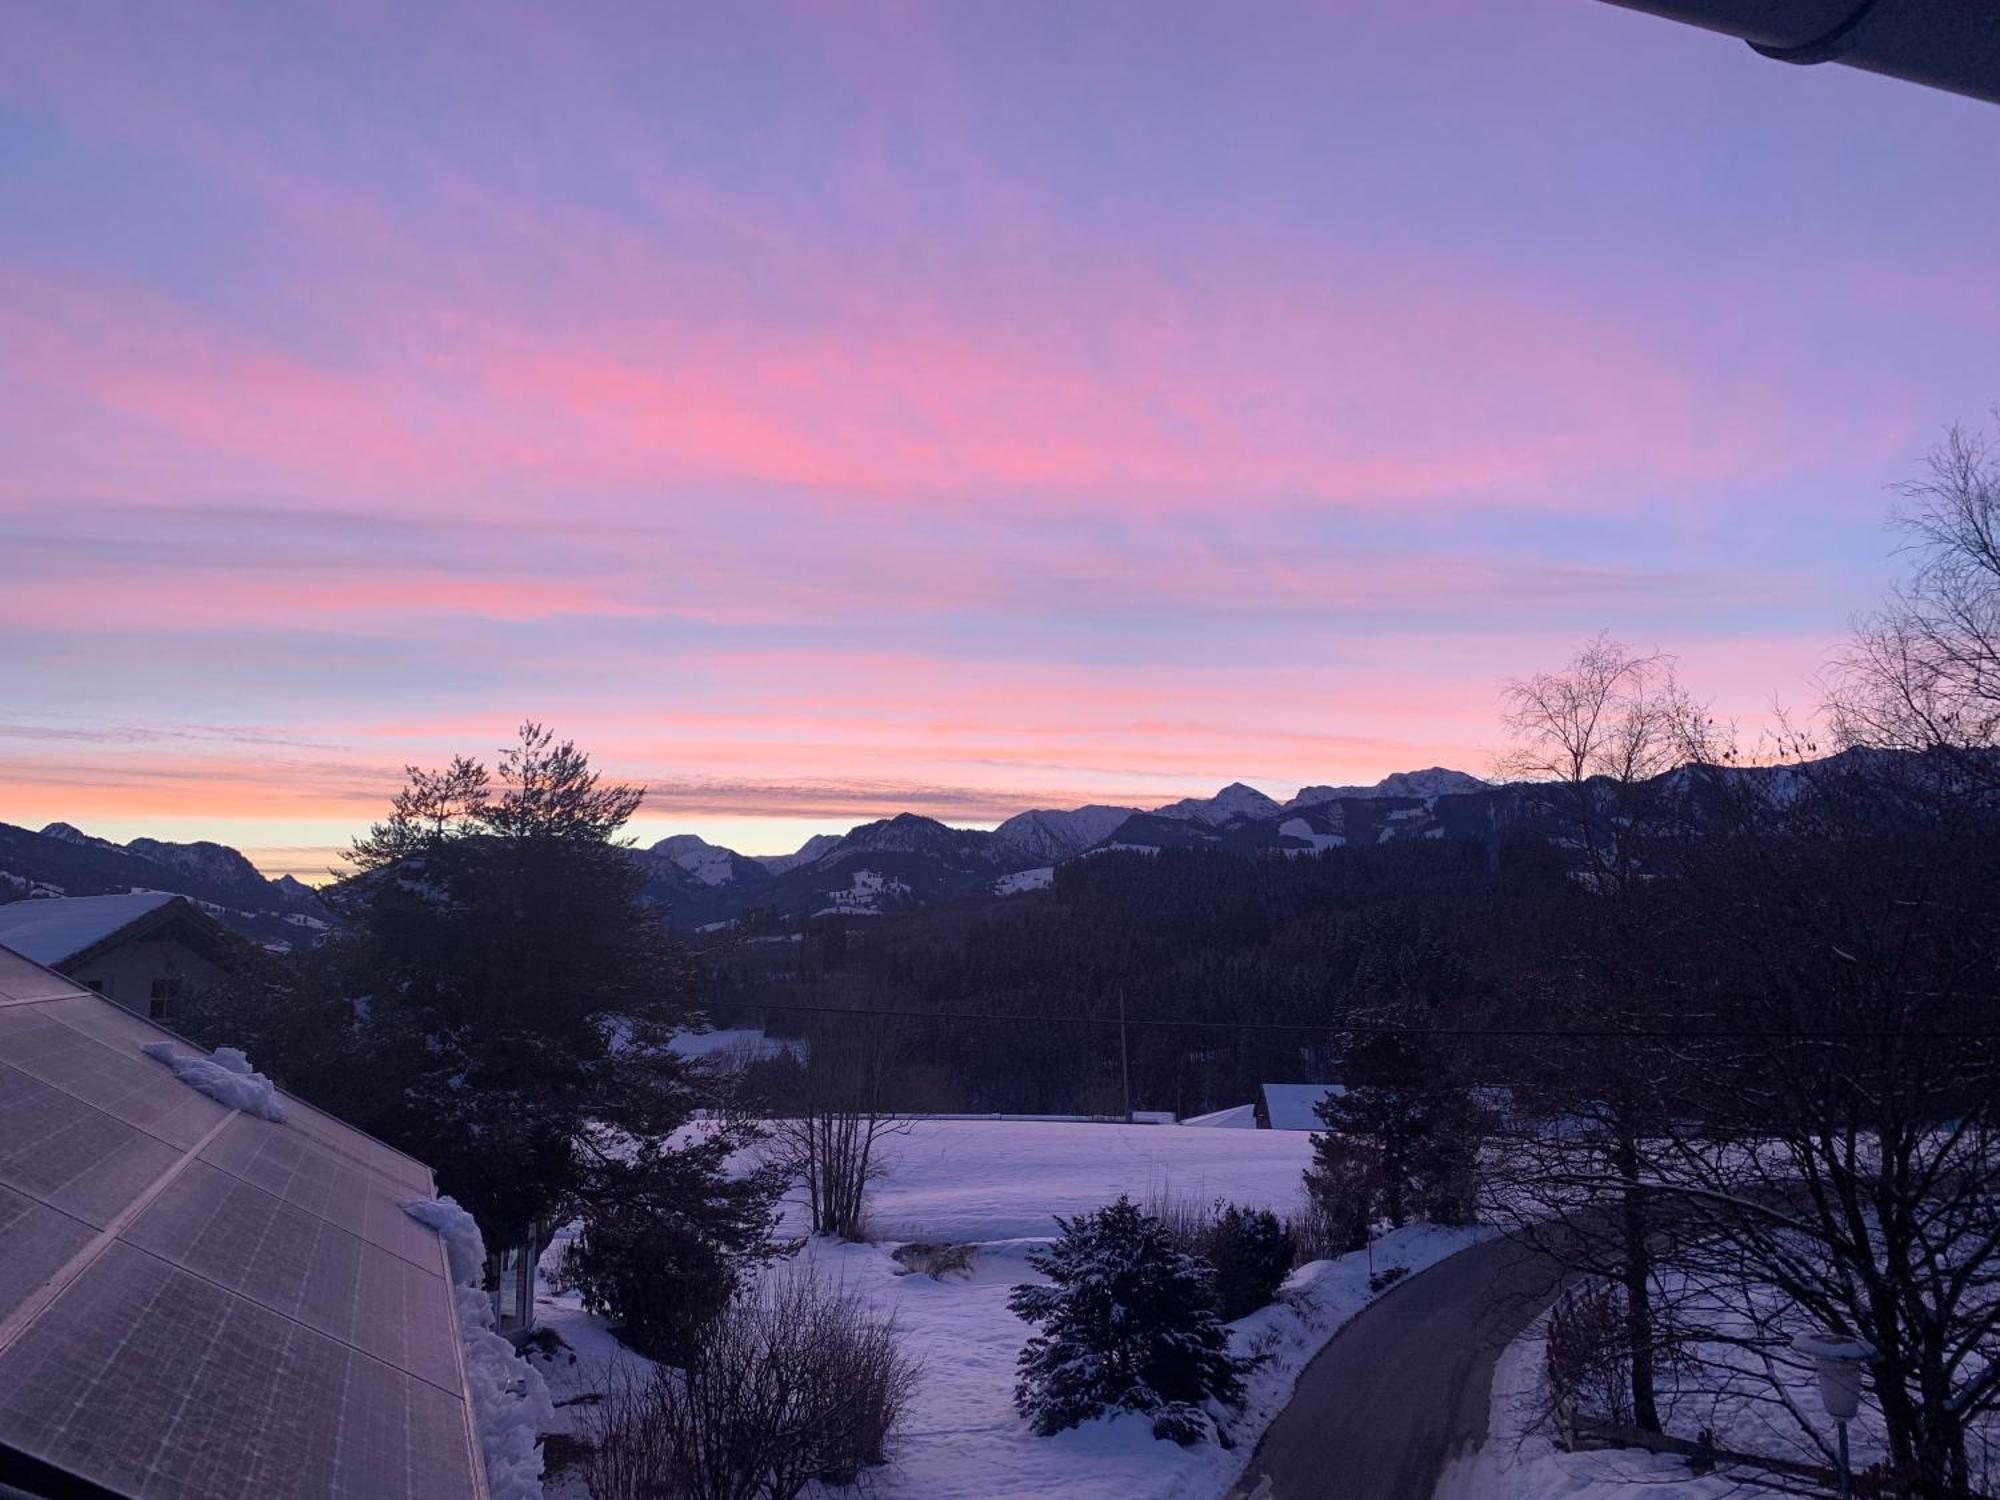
[84,978,107,995]
[149,976,182,1020]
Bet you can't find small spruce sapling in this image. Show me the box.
[1009,1195,1248,1445]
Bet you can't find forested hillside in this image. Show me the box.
[701,836,1577,1116]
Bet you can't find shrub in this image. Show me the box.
[562,1208,738,1363]
[1206,1204,1295,1321]
[559,1139,783,1361]
[1009,1195,1249,1445]
[1284,1192,1345,1265]
[580,1271,920,1500]
[1301,1135,1379,1254]
[891,1241,977,1280]
[1544,1280,1633,1427]
[1143,1183,1215,1260]
[1143,1189,1295,1320]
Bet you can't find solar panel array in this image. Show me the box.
[0,943,485,1499]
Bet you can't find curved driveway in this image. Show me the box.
[1227,1233,1567,1500]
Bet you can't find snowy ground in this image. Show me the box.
[532,1118,1490,1500]
[829,1117,1318,1241]
[1435,1314,1786,1500]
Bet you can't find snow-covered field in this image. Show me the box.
[535,1118,1489,1500]
[825,1117,1316,1241]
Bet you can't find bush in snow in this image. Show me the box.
[1143,1189,1295,1321]
[560,1135,784,1362]
[1141,1183,1215,1260]
[1543,1279,1636,1428]
[1009,1195,1248,1445]
[1301,1135,1378,1255]
[580,1270,919,1500]
[891,1241,977,1280]
[1205,1204,1296,1322]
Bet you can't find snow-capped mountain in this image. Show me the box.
[40,821,119,851]
[645,834,773,889]
[1152,782,1282,826]
[991,805,1140,863]
[736,814,1014,919]
[755,833,842,874]
[37,754,1937,939]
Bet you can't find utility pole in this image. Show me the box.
[1118,987,1132,1122]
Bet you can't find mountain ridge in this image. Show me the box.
[1,822,331,949]
[13,754,1932,938]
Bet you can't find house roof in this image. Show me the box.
[0,892,182,967]
[1180,1103,1258,1129]
[0,943,486,1499]
[1259,1081,1346,1131]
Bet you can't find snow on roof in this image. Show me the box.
[0,891,179,965]
[1181,1103,1258,1129]
[1260,1082,1346,1131]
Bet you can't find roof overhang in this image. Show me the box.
[1596,0,2000,105]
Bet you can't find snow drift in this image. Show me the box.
[402,1195,553,1500]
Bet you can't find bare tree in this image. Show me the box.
[1493,633,1711,1433]
[1635,760,2000,1496]
[1500,631,1708,890]
[765,1020,911,1240]
[1833,418,2000,786]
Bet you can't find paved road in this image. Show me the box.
[1227,1233,1567,1500]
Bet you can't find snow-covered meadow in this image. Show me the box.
[535,1118,1489,1500]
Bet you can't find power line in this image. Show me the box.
[725,999,2000,1042]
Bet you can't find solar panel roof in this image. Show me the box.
[0,942,486,1500]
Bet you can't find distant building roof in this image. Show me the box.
[1181,1103,1258,1129]
[1259,1081,1346,1131]
[0,944,485,1498]
[0,891,182,966]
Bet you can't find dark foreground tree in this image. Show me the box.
[1491,633,1708,1434]
[1309,1012,1485,1235]
[1644,753,2000,1496]
[209,723,779,1350]
[1010,1196,1248,1445]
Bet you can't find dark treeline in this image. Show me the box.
[703,834,1582,1117]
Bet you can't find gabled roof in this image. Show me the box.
[1259,1081,1346,1131]
[0,892,184,967]
[0,943,486,1499]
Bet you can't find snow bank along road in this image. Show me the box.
[1227,1231,1566,1500]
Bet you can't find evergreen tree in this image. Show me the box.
[1308,1012,1484,1232]
[222,724,779,1349]
[1009,1195,1248,1445]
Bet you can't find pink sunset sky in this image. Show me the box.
[2,2,1997,878]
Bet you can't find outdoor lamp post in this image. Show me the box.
[1794,1334,1876,1500]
